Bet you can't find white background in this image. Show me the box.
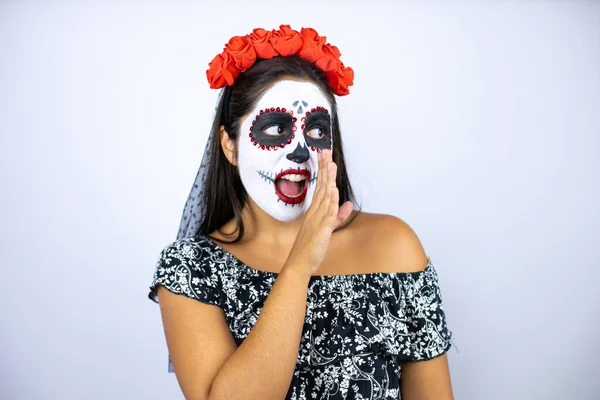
[1,1,599,399]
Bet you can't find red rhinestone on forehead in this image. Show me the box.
[279,143,285,148]
[282,108,286,113]
[305,111,311,116]
[301,117,306,122]
[291,133,295,139]
[286,139,292,144]
[317,148,322,153]
[301,124,305,129]
[288,110,293,115]
[292,126,297,132]
[310,105,329,114]
[276,107,280,112]
[259,110,264,115]
[270,107,275,112]
[292,117,297,123]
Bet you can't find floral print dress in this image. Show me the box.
[148,235,452,400]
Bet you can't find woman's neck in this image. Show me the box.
[217,197,306,248]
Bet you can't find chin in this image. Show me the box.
[272,211,304,222]
[254,199,312,222]
[270,204,308,222]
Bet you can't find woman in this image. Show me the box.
[149,25,453,400]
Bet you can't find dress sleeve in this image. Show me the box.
[398,261,453,362]
[148,238,224,308]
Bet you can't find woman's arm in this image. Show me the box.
[158,264,310,400]
[401,354,454,400]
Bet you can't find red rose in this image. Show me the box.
[270,24,303,56]
[206,52,240,89]
[298,27,326,62]
[321,43,341,60]
[224,35,257,72]
[249,28,278,59]
[315,57,354,96]
[335,65,354,96]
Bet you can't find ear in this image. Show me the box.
[220,125,237,166]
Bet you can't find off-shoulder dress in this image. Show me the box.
[148,234,452,400]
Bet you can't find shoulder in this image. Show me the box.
[150,236,224,305]
[158,236,214,265]
[351,211,429,273]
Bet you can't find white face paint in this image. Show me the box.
[237,80,333,222]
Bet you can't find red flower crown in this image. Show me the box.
[206,25,354,96]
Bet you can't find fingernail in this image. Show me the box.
[328,162,331,171]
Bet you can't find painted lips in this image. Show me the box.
[274,167,311,205]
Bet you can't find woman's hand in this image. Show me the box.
[284,149,354,277]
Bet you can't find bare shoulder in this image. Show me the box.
[350,211,429,273]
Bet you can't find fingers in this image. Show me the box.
[312,149,327,209]
[329,150,336,193]
[310,149,339,223]
[318,149,327,194]
[323,151,333,205]
[324,149,338,219]
[314,150,329,202]
[328,178,339,218]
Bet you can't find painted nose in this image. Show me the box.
[286,143,310,164]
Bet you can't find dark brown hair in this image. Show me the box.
[198,56,361,243]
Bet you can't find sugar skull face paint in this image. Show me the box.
[237,80,333,222]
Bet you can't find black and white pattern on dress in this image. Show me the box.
[149,235,452,400]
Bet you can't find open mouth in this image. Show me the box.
[274,168,311,205]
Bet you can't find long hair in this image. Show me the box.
[197,56,362,243]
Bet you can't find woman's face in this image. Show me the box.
[237,79,333,222]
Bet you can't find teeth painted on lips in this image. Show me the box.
[279,174,307,182]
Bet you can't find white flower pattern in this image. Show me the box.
[148,235,452,400]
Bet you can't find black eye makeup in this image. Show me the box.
[302,109,331,150]
[249,109,295,150]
